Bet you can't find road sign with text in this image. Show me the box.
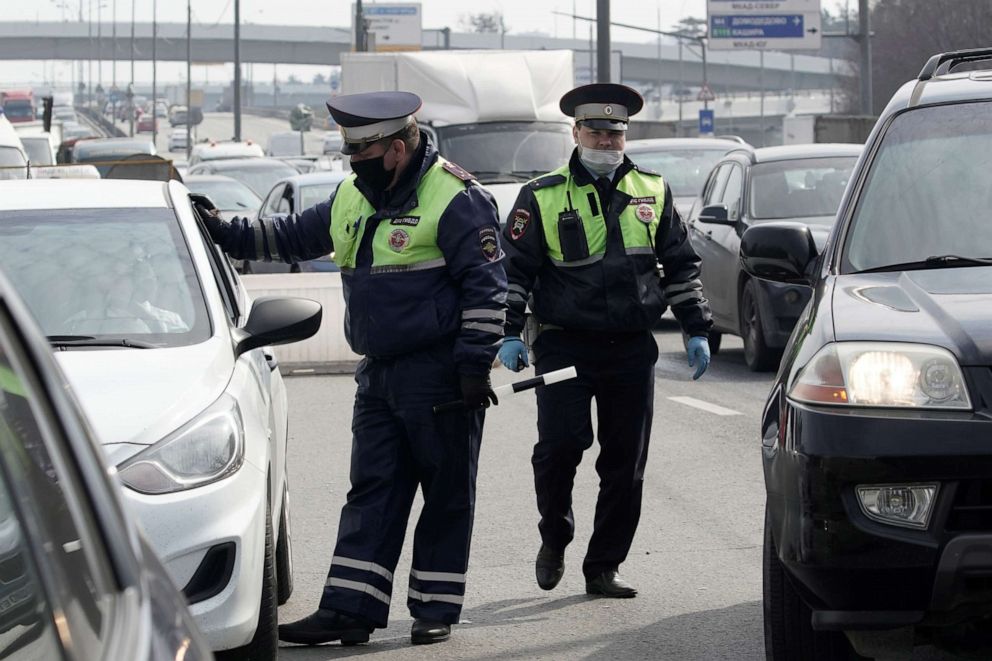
[353,3,422,52]
[707,0,821,51]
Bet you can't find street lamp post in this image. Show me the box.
[129,0,135,137]
[596,0,610,82]
[152,0,157,146]
[234,0,242,141]
[186,0,192,160]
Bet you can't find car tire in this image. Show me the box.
[276,480,294,606]
[216,500,278,661]
[763,505,866,660]
[741,279,780,372]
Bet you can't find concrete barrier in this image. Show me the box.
[241,272,361,373]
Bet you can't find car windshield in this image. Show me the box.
[434,121,574,182]
[300,183,338,209]
[628,148,729,197]
[0,146,27,180]
[0,208,210,346]
[206,162,299,196]
[844,102,992,272]
[21,137,54,165]
[187,179,262,211]
[2,101,33,120]
[749,157,856,221]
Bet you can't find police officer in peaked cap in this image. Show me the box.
[498,83,713,598]
[200,90,508,646]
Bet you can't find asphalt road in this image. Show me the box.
[270,321,960,660]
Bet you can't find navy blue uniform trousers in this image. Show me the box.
[319,343,484,627]
[532,329,657,579]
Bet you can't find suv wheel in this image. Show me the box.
[741,280,780,372]
[763,505,865,660]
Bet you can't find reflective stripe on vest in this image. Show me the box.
[329,157,468,271]
[532,165,664,265]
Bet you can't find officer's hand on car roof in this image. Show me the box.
[460,373,498,409]
[686,336,711,380]
[497,337,529,372]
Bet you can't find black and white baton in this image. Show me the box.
[433,366,578,414]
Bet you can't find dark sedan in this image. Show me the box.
[748,48,992,660]
[687,143,860,370]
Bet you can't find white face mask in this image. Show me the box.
[578,144,623,176]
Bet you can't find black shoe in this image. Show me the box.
[536,544,565,591]
[411,618,450,645]
[278,609,374,646]
[585,570,637,598]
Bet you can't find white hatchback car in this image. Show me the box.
[0,179,322,659]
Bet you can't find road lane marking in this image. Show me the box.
[668,396,742,416]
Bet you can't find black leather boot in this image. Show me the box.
[278,609,374,646]
[411,618,451,644]
[585,570,637,598]
[536,544,565,590]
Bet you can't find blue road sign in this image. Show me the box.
[699,109,715,135]
[710,14,806,39]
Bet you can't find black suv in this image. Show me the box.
[745,49,992,659]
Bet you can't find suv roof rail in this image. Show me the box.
[919,48,992,81]
[715,134,749,145]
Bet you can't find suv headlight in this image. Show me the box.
[118,394,245,494]
[789,342,971,410]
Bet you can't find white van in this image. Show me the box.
[0,116,28,180]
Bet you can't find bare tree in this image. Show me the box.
[460,12,506,34]
[868,0,992,111]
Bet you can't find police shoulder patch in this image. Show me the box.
[509,208,531,241]
[441,160,476,182]
[527,174,567,190]
[632,163,662,177]
[479,226,500,262]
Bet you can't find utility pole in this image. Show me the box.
[759,50,765,146]
[112,0,116,122]
[87,0,93,108]
[355,0,366,51]
[128,0,135,136]
[234,0,242,141]
[186,0,192,160]
[596,0,610,82]
[97,0,102,101]
[152,0,157,146]
[858,0,872,115]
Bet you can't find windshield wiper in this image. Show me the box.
[857,255,992,273]
[47,335,155,349]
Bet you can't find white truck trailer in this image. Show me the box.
[340,50,577,219]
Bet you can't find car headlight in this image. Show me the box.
[789,342,971,410]
[118,394,245,494]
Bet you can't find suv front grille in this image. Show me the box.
[946,480,992,532]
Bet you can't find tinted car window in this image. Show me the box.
[721,165,744,221]
[844,101,992,272]
[704,164,732,206]
[748,157,856,221]
[262,183,286,216]
[0,208,211,346]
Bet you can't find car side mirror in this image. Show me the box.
[698,204,733,225]
[740,222,818,285]
[232,296,322,357]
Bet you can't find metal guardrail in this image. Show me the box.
[77,106,126,138]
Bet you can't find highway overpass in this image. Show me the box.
[0,21,850,92]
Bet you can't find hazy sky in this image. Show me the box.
[2,1,847,86]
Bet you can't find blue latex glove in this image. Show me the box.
[498,336,529,372]
[687,336,711,380]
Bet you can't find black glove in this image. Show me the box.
[460,373,498,410]
[193,202,229,244]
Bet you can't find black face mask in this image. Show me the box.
[351,155,396,192]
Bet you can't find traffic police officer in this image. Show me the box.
[202,91,508,645]
[498,83,712,598]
